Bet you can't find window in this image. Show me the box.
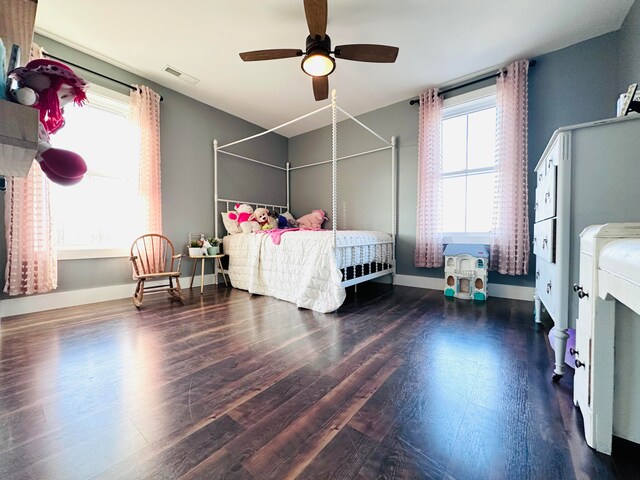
[50,84,142,259]
[441,85,496,243]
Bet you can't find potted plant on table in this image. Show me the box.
[207,237,220,256]
[188,240,203,257]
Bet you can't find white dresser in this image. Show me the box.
[533,115,640,381]
[574,224,640,454]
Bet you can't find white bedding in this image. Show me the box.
[223,230,392,313]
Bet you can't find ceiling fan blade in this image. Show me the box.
[335,44,399,63]
[239,49,303,62]
[312,75,329,101]
[304,0,327,39]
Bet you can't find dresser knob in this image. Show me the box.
[573,284,581,292]
[570,348,578,356]
[536,270,540,280]
[546,282,552,294]
[578,289,589,299]
[575,359,585,369]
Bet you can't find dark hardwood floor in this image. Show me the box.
[1,283,639,479]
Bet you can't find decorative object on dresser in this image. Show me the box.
[618,83,639,117]
[574,223,640,454]
[443,244,489,300]
[533,114,640,382]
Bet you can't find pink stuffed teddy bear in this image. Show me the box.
[8,59,89,185]
[297,209,328,230]
[227,203,255,233]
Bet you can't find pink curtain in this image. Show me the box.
[414,88,444,268]
[4,43,57,296]
[130,85,162,234]
[491,60,530,275]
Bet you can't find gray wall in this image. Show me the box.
[618,0,640,90]
[526,31,622,286]
[0,34,287,296]
[2,11,635,298]
[289,101,418,277]
[289,31,623,288]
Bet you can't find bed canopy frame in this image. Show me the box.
[213,89,397,286]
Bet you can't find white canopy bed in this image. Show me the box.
[213,90,397,313]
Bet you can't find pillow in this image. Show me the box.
[221,212,242,235]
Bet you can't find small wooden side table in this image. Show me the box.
[189,254,228,294]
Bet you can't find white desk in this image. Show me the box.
[189,254,228,294]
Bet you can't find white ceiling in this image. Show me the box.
[34,0,634,138]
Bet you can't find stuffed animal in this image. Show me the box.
[297,209,328,230]
[199,234,212,255]
[250,207,272,231]
[8,59,89,185]
[281,211,298,228]
[228,203,254,233]
[268,210,285,229]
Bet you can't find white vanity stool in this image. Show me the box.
[574,223,640,454]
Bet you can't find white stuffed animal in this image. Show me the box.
[250,207,272,231]
[199,234,211,255]
[228,204,255,233]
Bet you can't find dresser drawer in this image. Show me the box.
[535,164,557,222]
[536,258,557,319]
[536,137,559,178]
[534,218,555,263]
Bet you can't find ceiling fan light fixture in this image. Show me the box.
[238,4,399,101]
[301,52,335,76]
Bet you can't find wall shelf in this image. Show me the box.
[0,100,38,177]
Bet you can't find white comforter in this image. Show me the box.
[223,230,390,313]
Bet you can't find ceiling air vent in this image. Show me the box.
[163,65,200,85]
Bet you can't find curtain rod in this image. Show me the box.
[43,52,164,102]
[409,60,536,105]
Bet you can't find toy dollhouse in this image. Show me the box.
[443,244,489,300]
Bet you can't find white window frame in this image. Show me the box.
[55,84,136,260]
[441,85,497,245]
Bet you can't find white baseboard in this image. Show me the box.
[394,274,534,301]
[1,272,533,319]
[394,274,442,290]
[0,274,218,319]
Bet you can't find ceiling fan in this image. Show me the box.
[239,0,399,101]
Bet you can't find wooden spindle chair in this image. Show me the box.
[129,234,183,308]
